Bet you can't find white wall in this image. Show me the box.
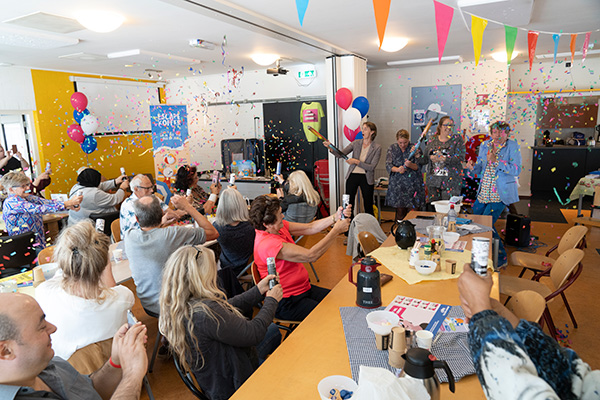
[0,67,36,111]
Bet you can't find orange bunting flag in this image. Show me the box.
[582,32,591,62]
[570,34,577,63]
[373,0,392,50]
[470,15,488,67]
[528,31,539,71]
[434,0,454,63]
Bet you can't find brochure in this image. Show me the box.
[384,295,452,335]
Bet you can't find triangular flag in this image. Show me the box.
[373,0,392,50]
[434,0,454,63]
[504,25,518,66]
[295,0,309,26]
[528,31,539,71]
[570,34,577,63]
[582,32,591,62]
[471,16,488,67]
[552,34,560,63]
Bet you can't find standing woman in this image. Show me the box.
[421,116,465,203]
[385,129,425,221]
[323,121,382,216]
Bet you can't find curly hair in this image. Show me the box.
[172,165,197,192]
[249,195,281,230]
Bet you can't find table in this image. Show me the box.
[231,211,495,399]
[197,177,271,200]
[569,175,600,216]
[109,242,132,284]
[0,212,68,244]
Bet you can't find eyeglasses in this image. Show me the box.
[442,124,454,128]
[138,186,153,190]
[193,245,203,259]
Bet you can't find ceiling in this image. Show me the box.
[0,0,598,80]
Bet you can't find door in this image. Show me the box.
[0,114,35,178]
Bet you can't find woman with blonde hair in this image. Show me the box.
[159,245,282,400]
[274,170,320,222]
[35,220,134,360]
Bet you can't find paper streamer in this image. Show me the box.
[434,0,454,63]
[528,31,539,71]
[552,34,560,63]
[570,34,577,63]
[582,32,591,62]
[373,0,392,49]
[295,0,309,26]
[471,15,488,67]
[504,25,518,66]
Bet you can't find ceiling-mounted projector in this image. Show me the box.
[266,59,288,76]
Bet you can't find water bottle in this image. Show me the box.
[447,204,457,232]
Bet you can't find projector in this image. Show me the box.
[266,59,288,76]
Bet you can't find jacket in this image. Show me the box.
[338,139,382,185]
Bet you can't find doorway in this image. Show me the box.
[0,114,36,178]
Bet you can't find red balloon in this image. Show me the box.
[343,125,361,142]
[70,92,88,112]
[67,123,85,143]
[335,88,353,110]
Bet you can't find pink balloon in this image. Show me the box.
[343,125,361,142]
[67,123,85,143]
[335,88,353,110]
[70,92,88,112]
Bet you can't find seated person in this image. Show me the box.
[0,293,147,400]
[68,168,129,226]
[172,165,220,215]
[1,171,82,249]
[274,170,320,222]
[213,187,255,276]
[124,195,218,315]
[0,145,29,176]
[249,195,350,321]
[458,266,600,399]
[120,174,183,236]
[35,220,135,360]
[159,245,283,400]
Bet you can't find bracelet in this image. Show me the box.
[108,357,122,369]
[208,193,218,203]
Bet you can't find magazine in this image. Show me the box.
[384,295,451,335]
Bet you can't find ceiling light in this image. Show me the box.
[536,49,600,59]
[491,51,519,63]
[0,62,14,67]
[387,55,463,66]
[457,0,507,7]
[251,54,279,66]
[189,39,216,50]
[75,10,124,33]
[380,37,409,53]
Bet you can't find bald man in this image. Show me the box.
[0,293,147,400]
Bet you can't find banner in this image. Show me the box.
[471,16,488,67]
[504,25,518,66]
[552,34,560,63]
[150,105,190,183]
[373,0,391,49]
[434,0,454,63]
[570,34,577,63]
[295,0,309,26]
[582,32,591,62]
[528,31,539,71]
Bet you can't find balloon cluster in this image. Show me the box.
[335,88,370,142]
[67,92,98,154]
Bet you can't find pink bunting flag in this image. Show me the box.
[433,0,454,63]
[582,32,591,62]
[528,31,539,71]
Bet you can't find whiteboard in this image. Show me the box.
[75,80,160,134]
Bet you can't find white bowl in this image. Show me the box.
[414,260,437,275]
[443,232,460,246]
[431,200,461,214]
[366,310,400,335]
[317,375,358,400]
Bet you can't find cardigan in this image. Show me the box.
[334,139,382,185]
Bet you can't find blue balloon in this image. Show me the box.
[73,108,90,123]
[355,130,363,140]
[352,96,370,118]
[81,136,97,154]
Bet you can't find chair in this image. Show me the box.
[144,308,164,373]
[500,248,585,340]
[510,225,587,278]
[37,245,55,265]
[357,231,381,256]
[89,211,121,237]
[173,354,210,400]
[0,231,37,278]
[251,262,301,340]
[293,235,319,282]
[505,290,546,323]
[111,219,121,243]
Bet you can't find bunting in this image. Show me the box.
[582,32,591,62]
[552,34,560,63]
[373,0,392,50]
[504,25,518,66]
[471,16,488,67]
[434,1,454,63]
[295,0,309,26]
[528,31,539,71]
[570,34,577,63]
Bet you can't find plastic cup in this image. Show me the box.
[113,249,123,262]
[416,330,434,350]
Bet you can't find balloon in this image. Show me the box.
[335,88,353,110]
[352,96,370,118]
[70,92,88,112]
[73,108,90,123]
[81,136,97,154]
[343,107,362,130]
[343,125,360,142]
[355,130,363,140]
[67,124,85,143]
[80,114,99,135]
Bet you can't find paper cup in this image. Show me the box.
[445,259,457,274]
[375,333,390,350]
[416,330,434,350]
[33,266,46,287]
[113,249,123,262]
[388,349,405,369]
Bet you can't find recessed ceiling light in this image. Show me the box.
[387,55,463,66]
[251,54,279,66]
[0,62,14,67]
[380,37,409,53]
[491,51,519,63]
[75,10,124,33]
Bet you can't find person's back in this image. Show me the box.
[214,221,255,275]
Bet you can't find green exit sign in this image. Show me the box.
[298,69,316,79]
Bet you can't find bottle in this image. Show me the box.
[447,204,457,232]
[341,194,350,219]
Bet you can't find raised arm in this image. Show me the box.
[171,194,219,241]
[278,217,350,263]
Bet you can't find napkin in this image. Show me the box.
[351,366,430,400]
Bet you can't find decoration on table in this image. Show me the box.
[528,30,539,71]
[372,0,392,49]
[80,114,99,135]
[433,0,454,63]
[570,34,577,63]
[295,0,309,26]
[504,25,518,66]
[582,32,591,62]
[70,92,88,111]
[552,34,560,63]
[80,136,97,154]
[335,88,353,110]
[470,15,487,67]
[67,124,85,144]
[352,96,370,118]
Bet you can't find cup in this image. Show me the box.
[375,333,390,350]
[445,259,457,274]
[416,330,434,350]
[33,267,46,287]
[0,279,18,293]
[113,249,123,262]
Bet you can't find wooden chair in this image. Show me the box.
[500,248,585,340]
[251,262,301,339]
[173,353,210,400]
[357,231,381,256]
[89,211,120,237]
[37,245,55,265]
[111,219,121,243]
[505,290,546,323]
[0,231,37,278]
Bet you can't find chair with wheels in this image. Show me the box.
[38,245,55,265]
[173,353,210,400]
[0,231,37,278]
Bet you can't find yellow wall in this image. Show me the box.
[30,70,158,195]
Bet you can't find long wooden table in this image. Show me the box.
[231,211,494,399]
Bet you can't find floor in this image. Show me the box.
[130,204,600,399]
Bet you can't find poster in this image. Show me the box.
[413,109,425,126]
[410,85,462,143]
[150,105,190,183]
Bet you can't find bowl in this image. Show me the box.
[366,310,400,335]
[317,375,358,400]
[431,200,462,214]
[443,232,460,246]
[414,260,437,275]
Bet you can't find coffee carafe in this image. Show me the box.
[400,348,455,400]
[390,220,416,249]
[348,256,381,308]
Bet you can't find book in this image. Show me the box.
[445,240,467,252]
[384,295,451,335]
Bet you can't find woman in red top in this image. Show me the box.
[249,195,350,321]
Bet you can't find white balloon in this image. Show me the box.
[343,107,362,130]
[80,114,99,135]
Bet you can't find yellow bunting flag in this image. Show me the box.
[471,16,488,67]
[373,0,391,50]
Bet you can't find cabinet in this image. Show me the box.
[531,147,600,195]
[539,99,598,129]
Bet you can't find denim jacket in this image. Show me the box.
[472,138,521,205]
